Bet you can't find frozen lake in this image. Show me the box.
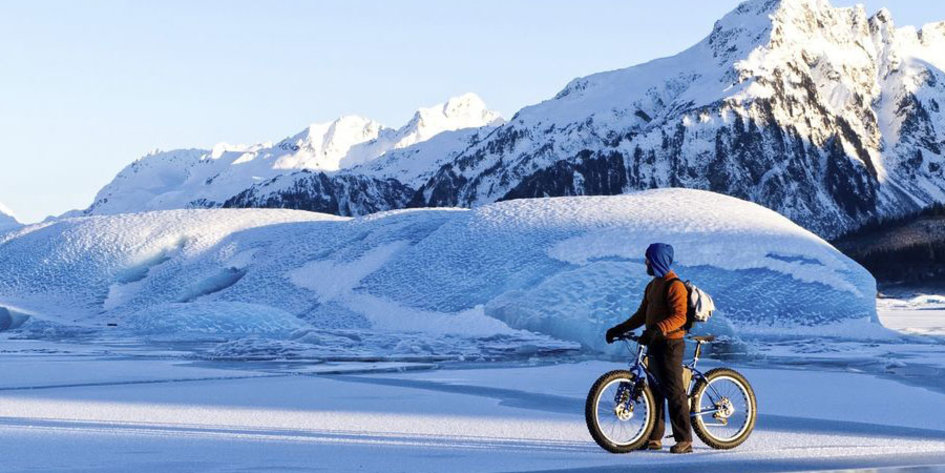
[0,354,943,469]
[0,290,942,472]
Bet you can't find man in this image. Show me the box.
[605,242,692,454]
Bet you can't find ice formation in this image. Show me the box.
[0,189,879,357]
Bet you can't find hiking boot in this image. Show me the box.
[669,441,692,454]
[637,440,662,450]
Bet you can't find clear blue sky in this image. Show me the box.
[2,0,943,223]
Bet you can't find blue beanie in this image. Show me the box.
[645,243,674,278]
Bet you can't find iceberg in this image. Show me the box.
[0,189,879,357]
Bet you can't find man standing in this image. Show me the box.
[605,242,692,454]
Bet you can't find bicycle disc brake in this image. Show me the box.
[712,397,734,425]
[613,382,634,421]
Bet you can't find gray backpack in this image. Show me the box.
[665,278,716,330]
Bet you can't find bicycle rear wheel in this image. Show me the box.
[585,370,656,453]
[690,367,756,449]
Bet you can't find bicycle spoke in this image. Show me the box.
[598,400,614,415]
[697,375,752,443]
[593,377,649,447]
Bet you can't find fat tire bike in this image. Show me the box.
[585,332,756,452]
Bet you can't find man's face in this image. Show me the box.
[645,258,654,276]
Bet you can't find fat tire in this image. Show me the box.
[690,367,756,449]
[585,370,656,453]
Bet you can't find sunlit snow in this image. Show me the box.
[0,189,879,360]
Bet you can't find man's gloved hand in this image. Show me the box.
[638,328,660,345]
[605,326,623,344]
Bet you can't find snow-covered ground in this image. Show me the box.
[0,285,942,472]
[1,190,941,471]
[878,290,945,337]
[0,287,943,472]
[1,335,945,473]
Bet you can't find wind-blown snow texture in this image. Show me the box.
[0,190,878,357]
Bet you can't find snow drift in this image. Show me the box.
[0,190,878,358]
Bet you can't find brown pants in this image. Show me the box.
[647,338,692,443]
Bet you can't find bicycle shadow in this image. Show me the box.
[331,375,945,443]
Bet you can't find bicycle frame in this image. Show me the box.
[622,338,725,418]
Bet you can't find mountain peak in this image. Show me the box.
[731,0,834,17]
[440,93,497,120]
[712,0,867,44]
[299,115,383,144]
[398,93,503,149]
[0,201,20,228]
[871,7,893,24]
[411,93,503,127]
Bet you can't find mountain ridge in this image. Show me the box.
[82,93,502,216]
[410,0,945,238]
[80,0,945,240]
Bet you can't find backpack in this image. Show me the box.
[664,278,715,331]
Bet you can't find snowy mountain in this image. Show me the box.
[0,190,882,359]
[222,170,416,216]
[0,202,20,229]
[84,94,502,215]
[411,0,945,239]
[82,0,945,240]
[221,125,498,216]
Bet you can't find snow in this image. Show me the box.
[401,0,945,242]
[352,125,498,187]
[84,94,502,215]
[0,305,29,331]
[287,241,410,302]
[0,341,944,472]
[0,189,878,360]
[877,291,945,336]
[0,201,20,229]
[362,189,878,349]
[384,92,504,151]
[64,0,945,244]
[125,302,308,336]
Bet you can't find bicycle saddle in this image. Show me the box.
[690,335,716,342]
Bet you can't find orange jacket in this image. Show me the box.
[614,271,688,340]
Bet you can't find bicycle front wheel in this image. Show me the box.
[584,370,656,453]
[691,367,756,449]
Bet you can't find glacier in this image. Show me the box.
[0,189,881,359]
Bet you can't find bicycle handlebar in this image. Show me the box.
[613,332,640,342]
[615,332,716,343]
